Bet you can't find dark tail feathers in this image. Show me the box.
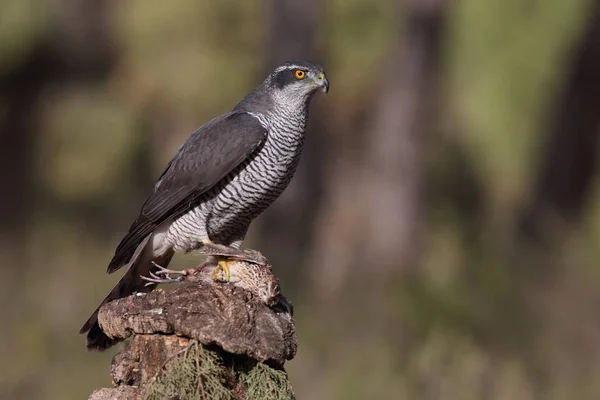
[80,236,174,351]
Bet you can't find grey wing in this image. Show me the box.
[107,112,267,273]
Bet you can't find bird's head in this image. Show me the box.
[235,61,328,113]
[266,61,329,106]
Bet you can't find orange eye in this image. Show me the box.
[294,70,305,79]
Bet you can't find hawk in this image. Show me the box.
[80,61,328,350]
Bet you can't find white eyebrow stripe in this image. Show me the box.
[273,64,308,73]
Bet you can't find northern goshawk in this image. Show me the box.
[80,61,329,350]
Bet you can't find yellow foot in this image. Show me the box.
[212,258,235,282]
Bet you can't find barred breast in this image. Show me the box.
[155,108,307,255]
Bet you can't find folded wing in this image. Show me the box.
[107,112,267,273]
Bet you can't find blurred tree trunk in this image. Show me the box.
[0,59,39,262]
[307,0,448,293]
[519,0,600,241]
[0,0,114,307]
[510,3,600,388]
[256,0,327,291]
[358,0,446,273]
[0,0,114,242]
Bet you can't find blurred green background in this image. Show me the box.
[2,0,600,398]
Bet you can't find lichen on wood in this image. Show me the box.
[145,340,295,400]
[145,341,234,400]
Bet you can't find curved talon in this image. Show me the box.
[211,264,225,282]
[151,261,184,276]
[211,259,234,282]
[141,262,189,286]
[141,270,181,286]
[142,276,173,286]
[211,265,222,282]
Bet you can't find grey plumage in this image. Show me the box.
[80,61,328,350]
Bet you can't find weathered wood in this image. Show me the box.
[112,335,192,388]
[98,283,296,365]
[89,386,140,400]
[89,282,296,400]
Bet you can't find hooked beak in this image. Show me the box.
[315,71,329,93]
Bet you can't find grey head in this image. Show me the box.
[234,61,329,114]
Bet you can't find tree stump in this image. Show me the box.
[88,283,297,400]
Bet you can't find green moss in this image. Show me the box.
[146,342,232,400]
[241,362,294,400]
[145,341,293,400]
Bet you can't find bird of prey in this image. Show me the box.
[80,61,329,350]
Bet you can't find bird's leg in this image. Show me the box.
[141,259,216,285]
